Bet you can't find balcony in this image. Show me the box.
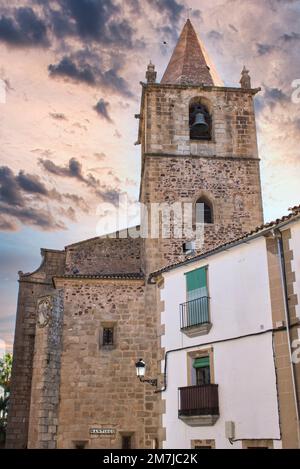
[180,297,212,337]
[178,384,219,426]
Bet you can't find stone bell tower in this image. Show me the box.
[137,19,263,274]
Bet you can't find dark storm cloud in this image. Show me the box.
[0,7,48,47]
[1,0,139,50]
[16,171,48,195]
[0,166,51,206]
[59,0,119,41]
[39,157,121,206]
[0,165,87,231]
[0,166,23,206]
[48,56,133,97]
[147,0,184,23]
[0,203,66,230]
[94,99,113,122]
[35,0,135,47]
[38,157,84,179]
[48,57,96,85]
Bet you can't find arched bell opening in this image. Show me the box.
[189,100,212,141]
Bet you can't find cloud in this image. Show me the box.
[256,43,276,55]
[0,216,18,231]
[48,55,133,97]
[38,157,84,179]
[0,203,66,231]
[37,0,136,47]
[0,7,48,47]
[48,56,96,85]
[208,30,223,40]
[0,166,24,206]
[280,32,300,42]
[94,99,113,122]
[147,0,184,23]
[263,86,290,107]
[38,157,121,205]
[16,170,48,195]
[0,165,88,231]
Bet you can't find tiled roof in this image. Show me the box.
[150,205,300,279]
[161,19,215,86]
[53,272,145,281]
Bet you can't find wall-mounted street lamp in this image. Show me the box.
[135,358,157,387]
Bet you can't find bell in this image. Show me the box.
[191,112,209,137]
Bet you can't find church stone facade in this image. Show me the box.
[6,20,264,448]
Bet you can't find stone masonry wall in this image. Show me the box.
[139,85,263,274]
[143,85,259,159]
[65,237,141,275]
[56,278,159,449]
[27,290,64,449]
[141,155,263,273]
[6,250,65,448]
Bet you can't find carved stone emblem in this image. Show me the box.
[36,296,52,328]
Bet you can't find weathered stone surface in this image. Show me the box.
[7,20,263,449]
[6,250,65,449]
[65,237,141,276]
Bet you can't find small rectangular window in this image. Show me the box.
[122,435,132,449]
[73,441,87,449]
[195,446,212,449]
[193,356,210,385]
[103,327,114,346]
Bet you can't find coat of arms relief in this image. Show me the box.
[36,296,53,328]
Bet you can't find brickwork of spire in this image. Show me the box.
[161,19,216,86]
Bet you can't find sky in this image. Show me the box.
[0,0,299,353]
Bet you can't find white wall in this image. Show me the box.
[160,237,281,449]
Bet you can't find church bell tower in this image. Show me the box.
[137,19,263,274]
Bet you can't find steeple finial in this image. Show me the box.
[146,61,157,84]
[161,19,221,86]
[240,66,251,89]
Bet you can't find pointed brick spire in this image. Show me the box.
[161,19,219,86]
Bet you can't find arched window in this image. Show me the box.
[189,103,212,141]
[196,198,213,224]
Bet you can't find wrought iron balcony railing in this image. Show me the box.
[180,296,209,330]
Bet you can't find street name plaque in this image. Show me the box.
[89,428,116,435]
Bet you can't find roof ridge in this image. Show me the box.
[149,205,300,278]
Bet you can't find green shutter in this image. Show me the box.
[185,267,207,300]
[185,267,206,292]
[193,356,210,369]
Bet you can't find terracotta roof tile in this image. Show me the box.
[150,205,300,279]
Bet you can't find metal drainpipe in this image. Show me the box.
[275,228,300,447]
